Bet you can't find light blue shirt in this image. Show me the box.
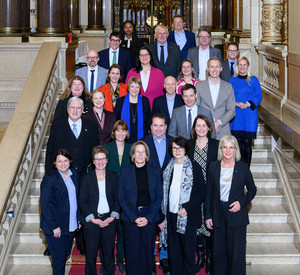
[153,135,166,168]
[58,169,78,232]
[68,117,82,137]
[166,94,175,119]
[157,41,168,63]
[174,30,187,51]
[228,59,237,73]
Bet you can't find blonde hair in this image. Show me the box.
[233,56,252,83]
[217,135,241,161]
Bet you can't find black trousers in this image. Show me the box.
[167,212,197,275]
[84,220,117,275]
[116,220,125,262]
[46,232,74,275]
[123,220,157,275]
[212,202,247,275]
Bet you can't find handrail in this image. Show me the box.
[0,42,62,274]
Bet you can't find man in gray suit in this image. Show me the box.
[187,28,222,80]
[220,42,239,81]
[75,49,108,93]
[195,57,236,140]
[168,84,215,139]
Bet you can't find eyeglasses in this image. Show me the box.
[68,106,83,111]
[135,151,146,155]
[87,56,99,59]
[110,39,120,43]
[227,50,238,53]
[172,147,184,152]
[199,36,210,39]
[94,157,107,161]
[140,54,150,57]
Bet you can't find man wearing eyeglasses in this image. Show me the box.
[187,28,222,80]
[98,32,132,82]
[75,49,108,93]
[220,42,240,81]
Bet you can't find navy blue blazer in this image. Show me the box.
[40,169,80,235]
[97,47,132,82]
[140,134,173,172]
[168,30,196,60]
[152,93,184,128]
[118,164,162,224]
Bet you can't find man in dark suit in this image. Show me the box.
[168,15,196,60]
[97,32,132,82]
[75,49,108,93]
[187,28,222,80]
[168,84,215,139]
[220,42,239,81]
[45,96,99,178]
[152,76,184,128]
[145,25,181,77]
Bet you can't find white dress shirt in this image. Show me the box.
[198,47,210,80]
[185,104,198,128]
[208,77,220,108]
[87,65,98,91]
[97,179,110,214]
[109,47,119,66]
[169,163,183,213]
[140,70,150,92]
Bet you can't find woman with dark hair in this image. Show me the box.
[53,75,93,121]
[176,59,200,95]
[125,47,164,109]
[114,76,151,144]
[83,89,115,145]
[188,115,219,274]
[205,134,257,275]
[79,145,119,275]
[99,64,128,112]
[40,149,80,275]
[159,136,203,275]
[120,20,144,68]
[118,140,162,275]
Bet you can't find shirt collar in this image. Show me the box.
[57,168,73,180]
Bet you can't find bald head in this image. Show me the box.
[164,76,176,97]
[86,49,99,69]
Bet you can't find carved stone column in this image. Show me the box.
[282,0,288,44]
[35,0,69,35]
[212,0,229,31]
[68,0,80,30]
[261,0,283,42]
[20,0,31,34]
[0,0,21,34]
[87,0,105,30]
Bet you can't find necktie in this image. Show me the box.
[112,51,117,64]
[230,62,234,76]
[160,45,164,66]
[90,70,95,93]
[187,109,192,138]
[72,123,78,139]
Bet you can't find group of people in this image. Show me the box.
[40,15,262,275]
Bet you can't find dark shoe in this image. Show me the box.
[117,260,126,274]
[152,259,157,274]
[43,247,50,256]
[99,264,104,275]
[195,251,205,273]
[205,252,211,274]
[159,258,170,274]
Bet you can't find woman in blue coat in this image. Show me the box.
[229,56,262,167]
[40,149,80,275]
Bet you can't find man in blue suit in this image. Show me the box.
[75,49,108,93]
[98,32,132,82]
[168,15,196,60]
[141,113,173,274]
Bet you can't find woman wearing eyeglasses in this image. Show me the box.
[159,136,203,275]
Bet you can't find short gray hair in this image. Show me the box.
[130,141,150,163]
[155,25,168,33]
[217,135,241,161]
[67,96,84,109]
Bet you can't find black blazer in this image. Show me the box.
[45,118,99,175]
[152,94,184,128]
[205,160,257,227]
[83,109,116,145]
[118,164,162,224]
[220,59,233,82]
[104,140,131,175]
[120,36,144,68]
[141,134,173,172]
[145,41,182,78]
[40,168,80,235]
[79,169,119,225]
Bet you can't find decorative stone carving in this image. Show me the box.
[282,0,288,44]
[261,0,283,42]
[264,56,279,90]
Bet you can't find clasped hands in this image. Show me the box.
[91,217,115,228]
[236,102,250,109]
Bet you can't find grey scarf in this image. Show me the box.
[160,155,193,247]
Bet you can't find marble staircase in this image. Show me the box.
[3,124,300,275]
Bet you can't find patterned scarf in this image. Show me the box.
[160,155,193,247]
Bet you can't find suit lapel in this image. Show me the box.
[204,80,215,109]
[181,107,188,137]
[228,163,239,201]
[110,141,121,169]
[214,79,224,108]
[162,96,170,120]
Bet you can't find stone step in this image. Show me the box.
[246,264,300,275]
[20,205,40,223]
[250,158,275,173]
[4,264,58,275]
[26,188,40,205]
[15,223,44,244]
[249,204,289,223]
[252,188,283,205]
[246,243,300,265]
[251,172,279,188]
[247,223,295,243]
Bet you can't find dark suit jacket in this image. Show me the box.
[79,169,119,225]
[145,41,181,77]
[152,94,184,128]
[97,47,132,82]
[104,140,131,175]
[168,30,196,60]
[83,109,116,145]
[118,164,162,224]
[141,134,173,172]
[220,59,234,82]
[120,36,144,68]
[45,118,99,175]
[40,168,80,235]
[205,161,257,227]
